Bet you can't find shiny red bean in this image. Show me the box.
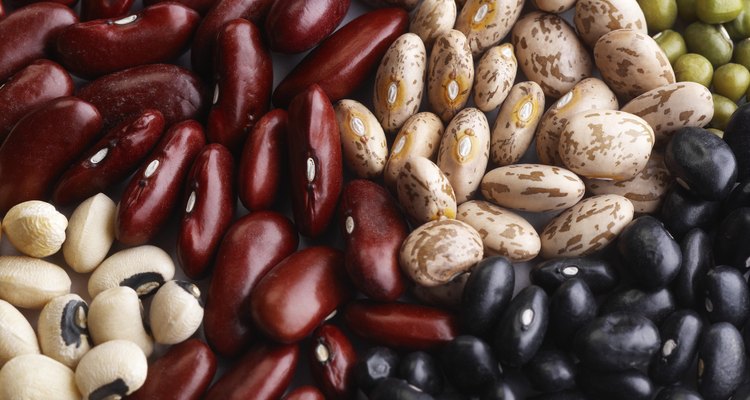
[11,0,79,8]
[77,63,207,129]
[287,84,343,237]
[0,3,77,82]
[52,110,165,206]
[143,0,215,14]
[0,97,102,213]
[283,386,326,400]
[238,109,287,211]
[0,1,5,19]
[272,7,408,108]
[204,211,298,357]
[339,179,408,301]
[205,342,299,400]
[264,0,350,54]
[344,300,459,351]
[190,0,273,77]
[0,59,73,142]
[310,324,357,399]
[80,0,133,20]
[56,3,200,79]
[251,246,352,344]
[207,18,272,152]
[128,339,217,400]
[116,120,205,245]
[177,144,235,279]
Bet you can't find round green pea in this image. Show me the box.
[639,0,678,32]
[674,53,715,87]
[713,63,750,101]
[734,38,750,69]
[696,0,743,23]
[726,0,750,39]
[653,30,688,64]
[711,93,738,130]
[683,22,734,67]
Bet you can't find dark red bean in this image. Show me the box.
[127,339,217,400]
[0,96,101,213]
[0,2,78,82]
[359,0,418,10]
[190,0,273,77]
[0,59,73,142]
[272,8,408,108]
[287,84,343,237]
[205,342,299,400]
[237,109,287,211]
[264,0,350,54]
[116,120,205,245]
[0,1,5,19]
[282,386,326,400]
[80,0,133,20]
[339,179,408,301]
[207,18,272,152]
[56,3,200,79]
[204,211,298,357]
[344,300,459,351]
[10,0,79,8]
[143,0,215,14]
[52,110,165,206]
[77,63,207,129]
[310,324,357,399]
[251,246,352,344]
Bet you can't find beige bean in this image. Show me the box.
[410,0,457,49]
[37,294,91,368]
[88,245,175,299]
[490,81,545,166]
[63,193,116,274]
[149,280,204,345]
[0,299,39,368]
[0,354,79,400]
[481,164,585,212]
[88,286,153,357]
[3,200,67,258]
[574,0,647,48]
[428,29,474,123]
[532,0,576,13]
[384,112,444,191]
[455,0,525,56]
[457,200,540,261]
[75,340,148,400]
[437,108,490,203]
[473,43,517,113]
[0,256,70,309]
[396,156,457,224]
[335,99,388,178]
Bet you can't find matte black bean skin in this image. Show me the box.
[440,336,500,394]
[548,279,597,346]
[528,391,590,400]
[369,378,436,400]
[715,207,750,270]
[524,350,576,393]
[617,216,682,290]
[461,256,515,338]
[398,352,443,395]
[649,310,704,385]
[530,258,618,294]
[577,369,655,400]
[479,380,516,400]
[697,323,746,400]
[722,102,750,181]
[655,387,703,400]
[601,287,676,325]
[665,127,738,201]
[574,312,660,372]
[491,286,549,367]
[672,229,712,308]
[355,346,400,393]
[660,185,721,239]
[704,266,750,326]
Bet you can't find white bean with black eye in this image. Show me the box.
[87,286,153,357]
[149,280,204,345]
[0,354,79,400]
[0,299,39,368]
[88,245,175,299]
[37,294,91,368]
[63,193,116,274]
[75,340,147,400]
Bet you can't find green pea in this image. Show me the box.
[674,53,715,86]
[653,30,688,64]
[678,0,699,21]
[713,63,750,101]
[638,0,678,32]
[726,0,750,39]
[683,22,734,67]
[734,38,750,69]
[696,0,743,23]
[711,93,738,130]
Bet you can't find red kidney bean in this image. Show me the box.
[80,0,133,20]
[238,109,287,211]
[339,179,408,301]
[287,84,343,237]
[204,211,298,357]
[205,342,299,400]
[283,386,326,400]
[56,3,200,79]
[177,143,235,279]
[143,0,215,14]
[77,63,207,129]
[359,0,418,9]
[0,97,101,213]
[190,0,273,77]
[344,300,459,351]
[128,339,217,400]
[0,1,5,19]
[0,60,73,142]
[251,246,352,344]
[52,110,165,206]
[264,0,350,54]
[0,3,77,82]
[310,324,357,399]
[116,120,205,245]
[272,7,408,108]
[207,18,272,152]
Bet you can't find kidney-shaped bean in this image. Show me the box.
[264,0,350,54]
[238,109,287,211]
[310,324,357,399]
[143,0,215,14]
[80,0,134,21]
[283,386,326,400]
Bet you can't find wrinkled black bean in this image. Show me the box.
[704,266,750,327]
[398,351,443,395]
[530,257,618,294]
[461,256,515,338]
[440,335,500,394]
[660,184,721,240]
[672,229,712,308]
[574,312,660,372]
[655,386,704,400]
[548,279,597,346]
[491,285,549,367]
[715,207,750,270]
[524,350,576,393]
[577,368,654,400]
[355,346,400,393]
[479,380,516,400]
[617,216,682,290]
[601,286,676,325]
[369,378,436,400]
[697,322,746,400]
[649,309,704,385]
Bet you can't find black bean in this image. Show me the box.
[577,368,654,400]
[398,352,443,395]
[491,285,549,367]
[354,346,400,393]
[660,184,721,239]
[478,380,516,400]
[601,286,676,325]
[654,386,704,400]
[369,378,436,400]
[672,228,712,308]
[527,390,590,400]
[548,279,597,346]
[617,215,682,290]
[723,177,750,215]
[704,266,750,327]
[530,257,618,294]
[731,380,750,399]
[461,256,515,338]
[524,350,576,393]
[697,323,746,400]
[440,336,500,394]
[649,309,704,385]
[721,102,750,181]
[715,207,750,270]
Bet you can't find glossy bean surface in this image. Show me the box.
[601,287,676,325]
[574,312,660,372]
[81,0,134,20]
[492,285,549,367]
[530,257,618,294]
[650,310,703,385]
[264,0,350,53]
[460,256,515,338]
[673,229,712,308]
[698,323,746,400]
[310,324,357,399]
[548,278,597,346]
[237,109,287,211]
[617,216,682,290]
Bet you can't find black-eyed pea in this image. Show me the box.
[75,340,148,400]
[149,280,203,345]
[37,294,90,368]
[574,0,647,48]
[384,112,444,191]
[87,245,175,299]
[62,193,116,274]
[0,299,39,368]
[412,272,470,310]
[532,0,576,13]
[455,0,525,56]
[3,200,67,258]
[457,200,540,262]
[0,354,79,400]
[473,43,517,113]
[480,164,585,212]
[437,108,490,203]
[558,110,655,181]
[88,286,153,357]
[490,81,545,166]
[399,219,483,287]
[334,99,388,179]
[396,156,457,224]
[409,0,457,49]
[427,29,474,123]
[540,194,635,258]
[0,256,70,309]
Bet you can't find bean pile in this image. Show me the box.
[0,0,746,398]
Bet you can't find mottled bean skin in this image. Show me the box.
[310,325,357,399]
[237,109,287,211]
[265,0,350,53]
[80,0,134,20]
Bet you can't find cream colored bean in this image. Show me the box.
[75,340,147,400]
[63,193,116,274]
[457,200,540,261]
[428,29,474,123]
[88,245,175,299]
[335,99,388,178]
[574,0,647,48]
[473,43,517,112]
[384,112,444,191]
[149,280,203,345]
[481,164,585,212]
[37,294,90,369]
[532,0,576,13]
[396,156,457,224]
[455,0,524,56]
[88,286,153,357]
[490,81,545,166]
[0,256,70,309]
[0,354,79,400]
[3,200,67,258]
[410,0,457,49]
[437,108,490,203]
[0,299,39,368]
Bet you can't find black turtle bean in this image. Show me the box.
[530,257,618,294]
[398,351,443,395]
[704,266,750,327]
[601,286,676,325]
[548,279,597,346]
[649,309,704,385]
[617,216,682,290]
[655,386,704,400]
[731,380,750,399]
[723,102,750,181]
[440,336,500,394]
[722,177,750,215]
[697,323,746,400]
[577,368,655,400]
[672,229,712,308]
[461,256,515,338]
[478,380,516,400]
[715,207,750,270]
[524,350,576,393]
[491,286,549,367]
[369,378,436,400]
[354,346,400,393]
[574,312,660,372]
[527,391,590,400]
[660,185,721,239]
